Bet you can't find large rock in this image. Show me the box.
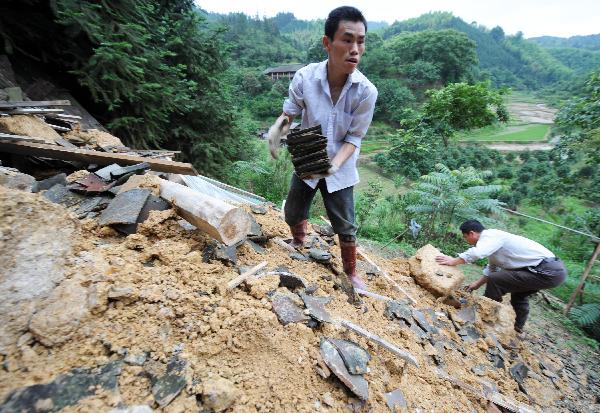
[0,189,78,354]
[408,244,464,297]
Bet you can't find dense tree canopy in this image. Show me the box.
[386,29,478,85]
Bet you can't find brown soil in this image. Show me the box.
[65,128,125,148]
[0,115,61,143]
[0,186,589,412]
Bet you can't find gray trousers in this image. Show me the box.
[284,174,357,242]
[484,258,567,330]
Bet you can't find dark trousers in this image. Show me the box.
[284,174,357,241]
[484,259,567,330]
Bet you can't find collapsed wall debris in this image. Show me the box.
[1,162,595,412]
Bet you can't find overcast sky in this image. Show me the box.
[196,0,599,38]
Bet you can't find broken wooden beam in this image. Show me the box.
[3,108,64,115]
[338,319,419,367]
[357,248,418,305]
[355,288,393,302]
[227,261,268,290]
[0,100,71,108]
[0,133,49,144]
[0,140,198,175]
[158,178,252,246]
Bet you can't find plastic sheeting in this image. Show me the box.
[181,174,265,206]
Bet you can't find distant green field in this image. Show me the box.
[458,123,550,142]
[356,163,400,194]
[360,139,391,154]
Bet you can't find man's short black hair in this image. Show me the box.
[460,220,485,233]
[324,6,367,40]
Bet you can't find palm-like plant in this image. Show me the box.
[405,163,504,240]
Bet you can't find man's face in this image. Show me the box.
[323,20,366,75]
[462,231,480,246]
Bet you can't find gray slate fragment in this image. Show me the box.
[250,204,268,214]
[245,240,266,254]
[412,309,437,334]
[43,183,84,207]
[98,188,151,226]
[151,357,187,407]
[277,270,308,291]
[456,306,477,324]
[300,293,333,323]
[33,173,67,192]
[95,163,122,180]
[110,162,150,179]
[488,348,505,369]
[510,362,529,394]
[203,241,237,265]
[75,195,111,216]
[472,364,487,376]
[312,223,335,237]
[384,388,408,412]
[270,293,310,325]
[290,252,309,261]
[0,361,122,413]
[384,300,412,323]
[247,215,263,237]
[457,325,481,343]
[113,195,171,235]
[309,248,331,263]
[320,338,369,401]
[329,338,371,375]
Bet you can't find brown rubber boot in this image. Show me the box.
[289,219,307,248]
[339,239,368,290]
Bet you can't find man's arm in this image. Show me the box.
[307,86,377,179]
[435,256,466,266]
[465,276,488,293]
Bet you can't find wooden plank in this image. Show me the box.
[227,261,268,290]
[46,124,71,132]
[564,242,600,315]
[339,319,419,367]
[0,140,198,175]
[0,133,49,144]
[3,108,64,115]
[0,100,71,108]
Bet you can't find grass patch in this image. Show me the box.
[356,164,399,194]
[361,139,391,154]
[458,123,550,142]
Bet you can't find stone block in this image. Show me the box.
[408,244,464,297]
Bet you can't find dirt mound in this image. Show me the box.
[0,186,584,412]
[0,115,60,143]
[64,128,124,148]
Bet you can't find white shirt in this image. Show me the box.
[283,60,378,193]
[458,229,555,275]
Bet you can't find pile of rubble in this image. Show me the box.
[2,159,598,412]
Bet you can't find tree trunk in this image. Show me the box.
[158,178,252,246]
